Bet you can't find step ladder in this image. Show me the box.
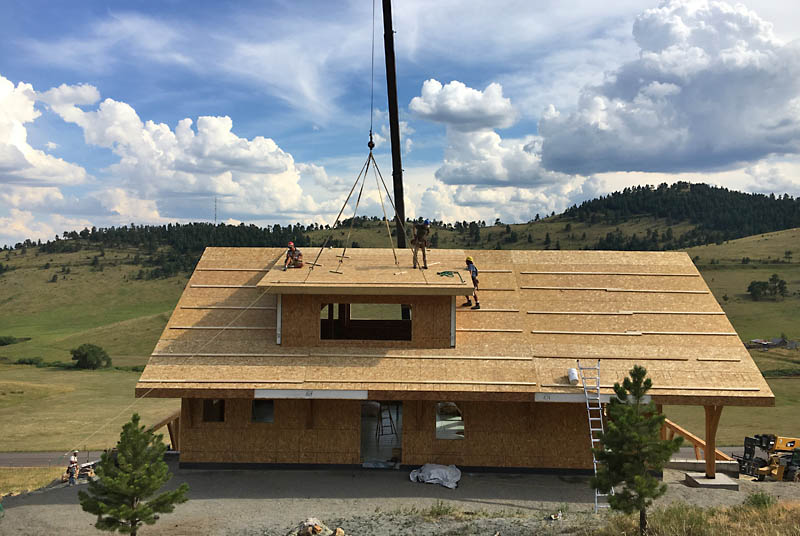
[375,402,397,439]
[577,360,613,512]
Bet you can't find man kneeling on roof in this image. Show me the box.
[461,256,480,309]
[284,241,304,269]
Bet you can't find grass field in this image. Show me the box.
[0,466,64,496]
[0,364,178,451]
[664,379,800,446]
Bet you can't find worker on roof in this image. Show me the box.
[461,256,480,309]
[412,219,431,269]
[283,241,304,270]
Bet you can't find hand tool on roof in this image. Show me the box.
[437,271,464,283]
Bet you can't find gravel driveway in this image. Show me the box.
[2,463,800,536]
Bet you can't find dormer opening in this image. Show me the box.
[320,302,412,341]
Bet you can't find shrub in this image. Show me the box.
[743,491,776,509]
[0,336,19,346]
[70,343,112,369]
[15,357,43,366]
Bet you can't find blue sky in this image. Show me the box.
[2,0,800,246]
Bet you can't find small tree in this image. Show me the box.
[70,343,112,369]
[79,413,189,535]
[747,280,769,301]
[591,366,682,536]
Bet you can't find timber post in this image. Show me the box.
[703,405,724,478]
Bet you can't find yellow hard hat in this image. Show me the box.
[466,256,473,262]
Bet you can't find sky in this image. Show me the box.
[2,0,800,246]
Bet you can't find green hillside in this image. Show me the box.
[0,246,187,368]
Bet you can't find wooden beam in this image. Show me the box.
[457,328,524,333]
[180,306,276,310]
[704,405,724,478]
[195,268,270,272]
[519,271,698,277]
[520,286,708,294]
[169,326,275,330]
[146,410,180,432]
[662,417,733,462]
[531,330,737,336]
[190,284,259,288]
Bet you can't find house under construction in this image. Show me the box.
[136,246,773,476]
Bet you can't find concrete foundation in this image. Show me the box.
[684,471,739,491]
[667,459,739,476]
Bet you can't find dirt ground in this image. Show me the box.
[2,465,800,536]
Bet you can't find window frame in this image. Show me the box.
[251,399,275,423]
[202,399,225,423]
[435,401,465,440]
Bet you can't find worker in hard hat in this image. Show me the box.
[412,219,431,269]
[283,241,304,270]
[462,256,480,309]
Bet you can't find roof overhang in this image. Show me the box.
[257,280,471,295]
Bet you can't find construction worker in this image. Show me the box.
[412,219,431,269]
[461,256,480,309]
[67,461,77,486]
[284,241,304,269]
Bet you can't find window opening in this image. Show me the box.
[320,303,411,340]
[252,400,275,423]
[435,402,464,439]
[203,399,225,422]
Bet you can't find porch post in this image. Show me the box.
[704,405,723,478]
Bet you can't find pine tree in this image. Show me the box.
[591,366,682,536]
[79,414,189,535]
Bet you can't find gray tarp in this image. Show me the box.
[409,463,461,489]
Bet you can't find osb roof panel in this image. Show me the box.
[257,248,472,294]
[138,247,773,404]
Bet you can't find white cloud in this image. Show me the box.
[0,208,56,244]
[0,75,88,186]
[411,79,580,189]
[410,80,516,132]
[38,81,351,224]
[23,13,193,74]
[539,0,800,175]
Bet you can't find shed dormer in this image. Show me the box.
[257,249,472,349]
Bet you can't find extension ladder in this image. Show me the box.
[375,402,397,439]
[577,360,613,512]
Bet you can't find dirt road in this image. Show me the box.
[2,462,800,536]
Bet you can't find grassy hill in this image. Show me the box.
[305,215,696,252]
[683,228,800,343]
[0,246,187,367]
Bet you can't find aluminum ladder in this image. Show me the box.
[577,360,613,512]
[375,402,397,439]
